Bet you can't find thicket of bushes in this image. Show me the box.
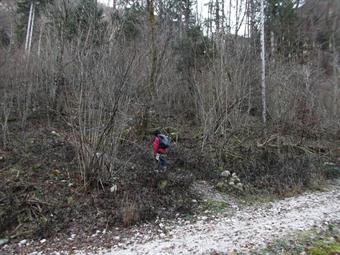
[0,0,339,239]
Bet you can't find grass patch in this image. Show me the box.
[201,200,229,213]
[247,223,340,255]
[308,241,340,255]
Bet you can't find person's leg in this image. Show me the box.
[155,157,161,172]
[159,155,167,170]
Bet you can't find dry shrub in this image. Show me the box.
[217,127,329,195]
[267,61,337,136]
[120,198,139,227]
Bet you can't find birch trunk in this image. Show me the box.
[260,0,266,124]
[25,1,33,53]
[228,0,232,33]
[28,2,35,56]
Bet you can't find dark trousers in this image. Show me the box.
[157,154,167,170]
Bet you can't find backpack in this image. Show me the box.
[158,134,170,149]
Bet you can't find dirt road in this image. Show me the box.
[81,185,339,255]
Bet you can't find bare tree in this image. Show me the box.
[25,1,34,55]
[260,0,267,124]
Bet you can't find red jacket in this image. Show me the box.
[153,136,166,155]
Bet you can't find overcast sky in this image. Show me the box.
[97,0,247,35]
[98,0,211,16]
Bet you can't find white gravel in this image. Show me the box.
[79,185,340,255]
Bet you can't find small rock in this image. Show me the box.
[40,239,47,244]
[221,170,230,177]
[19,239,27,245]
[192,199,197,203]
[110,184,118,193]
[51,130,60,136]
[160,233,166,238]
[114,236,120,241]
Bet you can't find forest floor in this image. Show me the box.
[2,179,339,255]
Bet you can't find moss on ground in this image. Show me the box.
[246,223,340,255]
[201,200,229,213]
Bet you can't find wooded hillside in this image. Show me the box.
[0,0,339,243]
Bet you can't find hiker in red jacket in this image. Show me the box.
[152,129,169,171]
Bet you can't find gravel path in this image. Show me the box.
[81,185,340,255]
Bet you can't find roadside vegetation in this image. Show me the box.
[246,223,340,255]
[0,0,339,243]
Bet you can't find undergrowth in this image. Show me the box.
[246,222,340,255]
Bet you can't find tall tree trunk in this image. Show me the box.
[37,20,44,57]
[215,0,220,33]
[332,1,339,118]
[235,0,239,36]
[184,0,191,32]
[249,0,255,38]
[147,0,157,98]
[333,48,339,118]
[25,1,34,53]
[141,0,157,136]
[28,3,35,56]
[270,31,275,61]
[260,0,267,124]
[221,0,225,33]
[54,0,67,115]
[228,0,232,33]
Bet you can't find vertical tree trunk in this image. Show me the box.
[250,0,255,38]
[333,49,339,118]
[221,0,225,33]
[215,0,220,33]
[228,0,232,33]
[147,0,157,97]
[235,0,239,36]
[141,0,157,136]
[332,0,339,118]
[179,1,183,38]
[270,31,275,61]
[260,0,267,124]
[37,20,44,57]
[28,3,35,56]
[25,1,34,53]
